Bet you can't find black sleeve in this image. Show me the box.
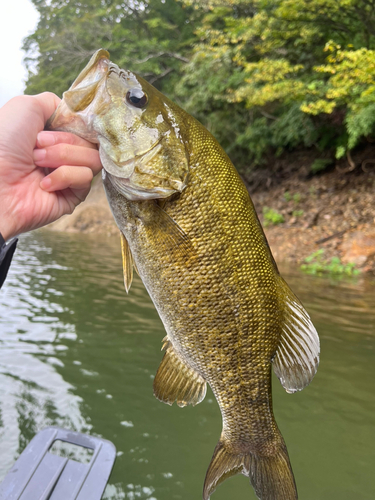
[0,233,18,289]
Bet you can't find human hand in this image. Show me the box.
[0,92,102,241]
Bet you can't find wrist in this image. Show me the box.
[0,218,17,242]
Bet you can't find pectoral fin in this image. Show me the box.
[120,233,133,293]
[273,277,320,393]
[153,339,206,407]
[152,202,196,261]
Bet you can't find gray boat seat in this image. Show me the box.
[0,427,116,500]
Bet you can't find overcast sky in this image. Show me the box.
[0,0,39,108]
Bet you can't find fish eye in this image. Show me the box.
[126,89,148,108]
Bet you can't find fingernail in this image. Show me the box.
[37,132,55,148]
[33,149,47,162]
[40,176,52,190]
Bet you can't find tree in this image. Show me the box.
[178,0,375,166]
[24,0,375,172]
[23,0,201,98]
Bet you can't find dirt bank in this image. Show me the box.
[46,147,375,274]
[246,144,375,274]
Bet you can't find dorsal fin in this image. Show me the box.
[273,277,320,394]
[153,339,207,407]
[120,232,133,293]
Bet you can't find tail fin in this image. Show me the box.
[203,440,297,500]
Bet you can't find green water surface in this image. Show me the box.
[0,231,374,499]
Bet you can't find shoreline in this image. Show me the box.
[46,164,375,275]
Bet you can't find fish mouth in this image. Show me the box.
[46,49,110,132]
[70,49,110,91]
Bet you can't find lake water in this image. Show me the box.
[0,230,374,499]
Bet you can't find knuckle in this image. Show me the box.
[85,167,94,181]
[55,132,76,145]
[57,166,70,182]
[39,91,55,99]
[38,91,60,105]
[78,187,91,202]
[56,143,71,162]
[66,201,76,215]
[64,133,77,145]
[10,95,31,106]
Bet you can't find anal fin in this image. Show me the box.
[273,277,320,394]
[153,340,206,408]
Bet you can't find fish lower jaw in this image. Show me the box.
[106,171,178,201]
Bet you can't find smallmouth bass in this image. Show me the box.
[47,49,320,500]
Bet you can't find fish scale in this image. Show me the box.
[47,49,320,500]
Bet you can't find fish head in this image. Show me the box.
[47,49,189,200]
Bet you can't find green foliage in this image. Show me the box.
[284,191,292,202]
[22,0,375,172]
[262,207,285,227]
[301,42,375,157]
[346,103,375,149]
[292,209,304,217]
[178,0,375,168]
[301,249,360,276]
[335,145,346,159]
[269,105,319,152]
[284,191,302,203]
[23,0,201,99]
[311,158,333,174]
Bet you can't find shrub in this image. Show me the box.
[262,207,285,227]
[292,209,304,217]
[301,249,360,276]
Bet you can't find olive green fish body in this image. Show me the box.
[48,50,319,500]
[104,116,296,497]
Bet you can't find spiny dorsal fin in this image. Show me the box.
[120,232,133,293]
[273,277,320,394]
[153,339,206,408]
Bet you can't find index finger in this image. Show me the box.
[0,93,62,151]
[36,131,98,150]
[33,92,61,124]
